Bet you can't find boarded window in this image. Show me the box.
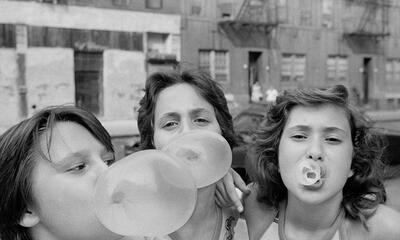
[281,54,306,82]
[74,51,103,115]
[146,0,162,9]
[28,26,143,51]
[112,0,130,6]
[0,24,16,48]
[386,59,400,83]
[326,55,348,82]
[199,50,229,83]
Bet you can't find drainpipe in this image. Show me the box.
[15,24,28,118]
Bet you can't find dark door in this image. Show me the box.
[74,51,103,115]
[362,57,372,104]
[248,51,262,102]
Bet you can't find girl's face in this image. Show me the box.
[29,122,121,240]
[278,104,354,205]
[153,83,222,149]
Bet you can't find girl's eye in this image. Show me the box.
[291,134,307,140]
[326,137,341,143]
[67,163,87,172]
[104,158,115,166]
[194,118,210,126]
[163,121,178,129]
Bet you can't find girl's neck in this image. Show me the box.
[170,185,220,240]
[285,192,343,231]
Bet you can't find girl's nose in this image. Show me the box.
[307,152,323,161]
[306,139,323,161]
[93,159,109,177]
[181,119,195,133]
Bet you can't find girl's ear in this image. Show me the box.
[19,209,39,227]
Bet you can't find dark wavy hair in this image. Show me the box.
[249,85,386,226]
[0,106,113,240]
[137,69,237,149]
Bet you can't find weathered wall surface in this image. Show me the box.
[0,49,19,130]
[25,48,75,116]
[0,1,180,34]
[103,50,146,120]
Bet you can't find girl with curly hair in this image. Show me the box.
[244,85,400,240]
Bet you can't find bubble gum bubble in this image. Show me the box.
[94,150,196,237]
[298,160,322,186]
[162,130,232,188]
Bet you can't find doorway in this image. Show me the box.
[74,51,103,115]
[248,51,262,102]
[362,57,372,104]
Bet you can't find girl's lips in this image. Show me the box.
[298,160,327,188]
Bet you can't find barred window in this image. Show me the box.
[281,54,306,82]
[199,50,229,83]
[326,55,348,82]
[386,59,400,82]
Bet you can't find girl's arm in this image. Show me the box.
[215,168,250,213]
[243,183,276,240]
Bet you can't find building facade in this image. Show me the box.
[0,0,180,130]
[181,0,400,112]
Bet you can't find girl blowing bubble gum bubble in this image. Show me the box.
[243,85,400,240]
[0,106,130,240]
[136,70,248,240]
[0,107,244,240]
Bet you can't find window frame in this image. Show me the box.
[145,0,163,9]
[326,55,348,82]
[280,53,306,83]
[386,58,400,83]
[198,49,230,83]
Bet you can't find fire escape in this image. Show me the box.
[343,0,390,54]
[218,0,279,48]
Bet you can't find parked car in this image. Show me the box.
[232,103,270,183]
[101,119,140,161]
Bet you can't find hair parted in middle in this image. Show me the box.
[137,69,237,150]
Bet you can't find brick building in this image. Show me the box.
[180,0,400,111]
[0,0,180,130]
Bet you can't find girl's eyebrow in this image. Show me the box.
[286,125,310,131]
[287,125,347,134]
[324,126,346,132]
[56,151,87,164]
[190,108,212,116]
[159,112,179,118]
[50,151,88,171]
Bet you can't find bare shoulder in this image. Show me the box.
[243,183,276,240]
[366,204,400,239]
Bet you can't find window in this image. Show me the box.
[113,0,130,6]
[326,55,348,81]
[281,54,306,82]
[386,59,400,82]
[199,50,229,83]
[146,0,162,9]
[190,0,203,16]
[39,0,67,4]
[322,0,334,28]
[74,51,103,115]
